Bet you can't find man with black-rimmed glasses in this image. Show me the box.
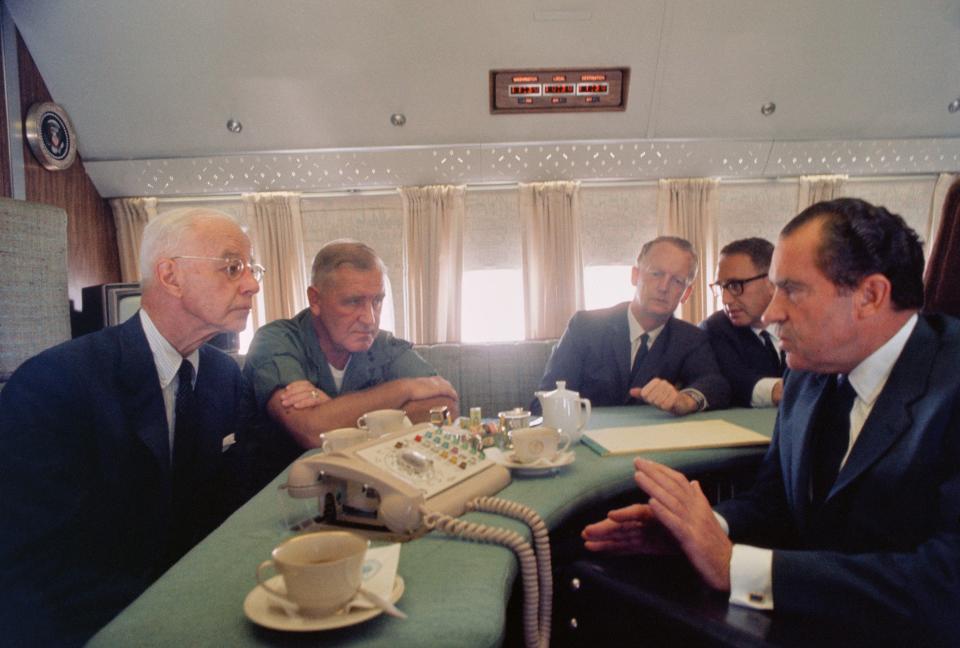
[700,237,784,407]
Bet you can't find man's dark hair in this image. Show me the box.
[719,237,774,273]
[781,198,924,310]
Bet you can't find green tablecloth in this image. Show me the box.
[90,407,776,647]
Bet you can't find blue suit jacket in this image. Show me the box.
[715,314,960,642]
[0,314,242,646]
[700,310,783,407]
[534,302,730,410]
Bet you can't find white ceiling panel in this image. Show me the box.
[7,0,960,196]
[652,0,960,139]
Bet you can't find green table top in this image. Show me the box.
[90,407,776,648]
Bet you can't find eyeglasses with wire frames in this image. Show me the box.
[709,273,767,297]
[171,256,266,282]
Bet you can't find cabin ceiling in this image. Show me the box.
[8,0,960,197]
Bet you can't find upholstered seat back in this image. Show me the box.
[413,339,557,417]
[0,198,70,389]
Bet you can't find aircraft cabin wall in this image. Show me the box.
[155,174,943,351]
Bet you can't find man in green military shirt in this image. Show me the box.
[238,240,458,492]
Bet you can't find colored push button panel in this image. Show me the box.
[356,426,492,499]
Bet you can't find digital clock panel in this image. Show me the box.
[491,68,628,113]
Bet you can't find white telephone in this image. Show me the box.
[283,423,554,647]
[283,424,511,539]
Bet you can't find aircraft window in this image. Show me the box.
[460,269,524,342]
[584,265,634,311]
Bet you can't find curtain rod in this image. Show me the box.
[153,173,943,203]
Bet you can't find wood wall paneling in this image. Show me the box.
[16,31,119,309]
[0,36,10,199]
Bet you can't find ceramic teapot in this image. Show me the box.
[534,380,591,443]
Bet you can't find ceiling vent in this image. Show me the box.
[490,67,629,114]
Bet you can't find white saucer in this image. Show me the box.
[487,448,576,474]
[244,575,405,632]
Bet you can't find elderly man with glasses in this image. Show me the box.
[700,237,784,407]
[535,236,729,416]
[0,207,261,646]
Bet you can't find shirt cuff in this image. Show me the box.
[713,511,730,535]
[680,388,707,411]
[750,378,780,408]
[729,544,774,610]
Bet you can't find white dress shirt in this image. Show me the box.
[627,307,664,368]
[724,313,918,610]
[750,327,782,408]
[627,309,707,409]
[140,309,200,461]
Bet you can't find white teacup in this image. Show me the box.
[256,531,367,616]
[321,427,370,454]
[357,409,410,437]
[510,426,571,464]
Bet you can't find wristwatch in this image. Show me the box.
[680,389,707,412]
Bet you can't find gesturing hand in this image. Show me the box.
[632,457,732,590]
[581,503,680,555]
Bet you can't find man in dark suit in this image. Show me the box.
[0,208,262,646]
[583,198,960,643]
[700,238,784,407]
[536,236,729,415]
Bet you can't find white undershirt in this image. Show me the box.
[724,313,918,610]
[140,309,199,461]
[328,358,349,392]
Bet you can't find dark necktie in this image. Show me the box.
[172,360,198,496]
[811,374,856,504]
[630,333,650,382]
[760,330,782,373]
[166,360,200,568]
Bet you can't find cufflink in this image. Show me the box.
[748,592,765,603]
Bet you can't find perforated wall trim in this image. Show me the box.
[84,137,960,197]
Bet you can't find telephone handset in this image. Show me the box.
[283,424,511,539]
[284,425,553,647]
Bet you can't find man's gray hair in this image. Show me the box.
[635,236,699,281]
[139,207,240,285]
[310,239,386,289]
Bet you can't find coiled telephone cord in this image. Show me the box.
[421,497,551,648]
[466,497,552,648]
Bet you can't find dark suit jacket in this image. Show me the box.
[0,314,242,647]
[700,310,783,407]
[714,314,960,644]
[535,302,730,410]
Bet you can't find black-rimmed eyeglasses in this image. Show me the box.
[709,273,767,297]
[171,256,266,282]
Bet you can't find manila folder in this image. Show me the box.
[582,419,770,456]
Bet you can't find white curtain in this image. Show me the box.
[243,192,308,328]
[656,178,718,325]
[925,173,959,268]
[520,181,584,339]
[109,197,157,282]
[399,185,464,344]
[797,174,847,211]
